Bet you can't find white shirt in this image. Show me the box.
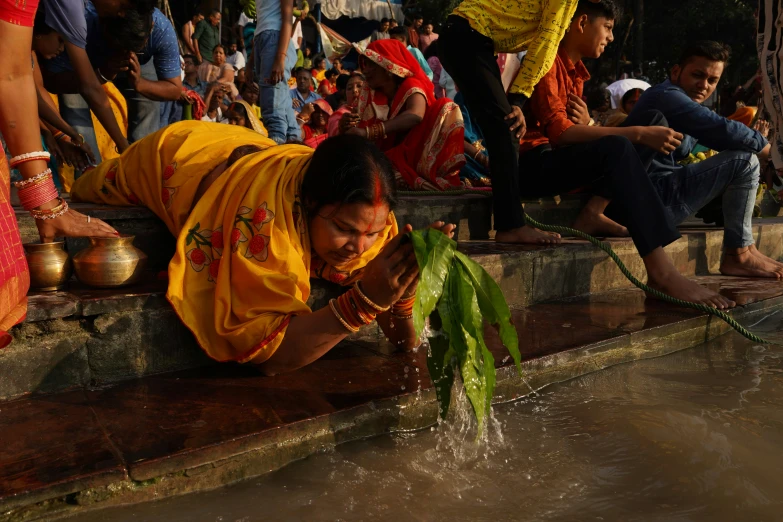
[238,11,252,27]
[201,108,225,123]
[226,51,246,71]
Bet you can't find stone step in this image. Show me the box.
[3,218,783,402]
[1,277,782,520]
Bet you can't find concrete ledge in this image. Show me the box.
[2,284,781,521]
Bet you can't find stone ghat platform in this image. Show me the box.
[1,278,782,521]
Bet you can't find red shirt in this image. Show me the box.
[408,26,420,49]
[520,47,591,154]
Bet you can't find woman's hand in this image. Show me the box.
[42,131,64,168]
[36,207,119,243]
[338,111,360,134]
[57,141,92,171]
[397,221,456,298]
[300,103,315,119]
[360,231,420,309]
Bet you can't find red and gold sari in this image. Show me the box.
[355,40,465,191]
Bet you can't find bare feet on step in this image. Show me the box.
[573,210,630,238]
[720,247,783,279]
[647,269,735,310]
[495,225,561,246]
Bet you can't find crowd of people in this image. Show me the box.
[0,0,781,371]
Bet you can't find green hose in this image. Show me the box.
[398,189,769,343]
[523,214,770,344]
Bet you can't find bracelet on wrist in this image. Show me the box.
[9,151,51,169]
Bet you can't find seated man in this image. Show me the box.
[519,0,733,309]
[290,67,321,113]
[628,41,783,279]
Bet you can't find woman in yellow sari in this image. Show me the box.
[71,121,454,374]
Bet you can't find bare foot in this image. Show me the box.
[647,269,735,309]
[495,225,561,245]
[720,248,783,279]
[573,210,630,238]
[749,244,783,271]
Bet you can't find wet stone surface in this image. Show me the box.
[2,276,782,516]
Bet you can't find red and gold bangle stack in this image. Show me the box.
[391,294,415,320]
[329,283,390,334]
[29,198,69,221]
[9,151,51,169]
[14,169,58,212]
[366,122,387,141]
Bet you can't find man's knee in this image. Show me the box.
[625,109,669,129]
[594,135,636,160]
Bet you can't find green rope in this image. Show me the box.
[523,214,770,345]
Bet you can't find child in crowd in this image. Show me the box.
[518,0,735,309]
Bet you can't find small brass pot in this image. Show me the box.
[24,241,73,292]
[72,235,148,288]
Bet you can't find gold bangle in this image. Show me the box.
[329,299,359,333]
[354,282,390,313]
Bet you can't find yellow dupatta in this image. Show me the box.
[71,121,398,363]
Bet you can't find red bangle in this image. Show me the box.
[18,174,59,211]
[10,153,51,169]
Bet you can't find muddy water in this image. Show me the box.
[75,312,783,522]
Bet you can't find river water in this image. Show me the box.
[74,311,783,522]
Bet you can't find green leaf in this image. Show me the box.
[193,222,200,231]
[454,251,521,375]
[411,229,457,338]
[426,326,455,420]
[185,233,193,246]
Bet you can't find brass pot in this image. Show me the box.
[24,241,72,292]
[72,235,148,288]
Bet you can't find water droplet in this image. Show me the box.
[562,323,571,328]
[401,385,406,391]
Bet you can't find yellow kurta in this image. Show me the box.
[452,0,579,97]
[71,121,398,363]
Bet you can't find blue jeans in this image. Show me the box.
[113,60,161,143]
[254,30,300,144]
[58,93,103,168]
[651,151,759,249]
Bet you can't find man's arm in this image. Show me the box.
[192,21,205,62]
[652,88,767,153]
[508,0,579,100]
[62,42,129,152]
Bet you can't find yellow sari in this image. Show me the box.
[71,121,398,363]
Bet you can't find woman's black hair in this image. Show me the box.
[326,68,340,80]
[102,10,152,53]
[423,39,438,60]
[301,134,398,215]
[313,55,326,68]
[227,145,262,167]
[621,88,643,107]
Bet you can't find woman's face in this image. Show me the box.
[34,32,65,60]
[311,108,329,129]
[309,202,390,267]
[346,76,363,105]
[228,115,247,127]
[361,59,389,91]
[213,47,226,65]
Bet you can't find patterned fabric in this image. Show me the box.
[355,40,465,191]
[71,121,398,363]
[759,0,783,170]
[0,147,29,348]
[231,99,268,136]
[451,0,579,97]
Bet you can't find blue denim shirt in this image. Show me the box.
[290,88,322,112]
[630,79,767,171]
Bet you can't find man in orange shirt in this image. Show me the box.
[518,0,734,310]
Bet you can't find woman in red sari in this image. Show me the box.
[339,40,465,191]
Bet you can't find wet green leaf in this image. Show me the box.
[426,326,455,420]
[411,229,457,338]
[454,251,521,374]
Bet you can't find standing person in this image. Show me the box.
[0,0,118,346]
[758,0,783,191]
[182,12,204,55]
[418,22,438,54]
[407,15,422,49]
[41,5,183,144]
[226,41,247,72]
[371,18,390,42]
[39,0,136,159]
[254,0,301,143]
[192,9,221,67]
[439,0,591,245]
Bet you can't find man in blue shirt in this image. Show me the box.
[40,3,182,145]
[290,67,321,113]
[389,27,433,81]
[628,41,783,279]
